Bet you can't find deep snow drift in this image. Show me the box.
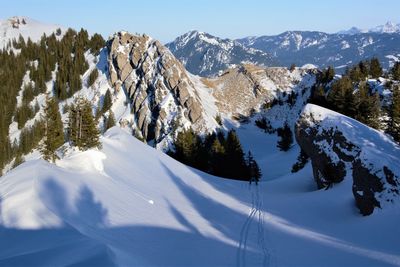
[1,127,399,266]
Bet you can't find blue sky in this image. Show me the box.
[1,0,399,42]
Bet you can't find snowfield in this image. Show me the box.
[1,127,399,266]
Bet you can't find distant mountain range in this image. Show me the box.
[167,22,400,76]
[166,30,277,76]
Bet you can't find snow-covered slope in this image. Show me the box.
[1,127,400,266]
[166,30,276,76]
[0,16,64,48]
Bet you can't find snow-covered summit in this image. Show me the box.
[166,30,276,76]
[338,21,400,35]
[0,16,64,48]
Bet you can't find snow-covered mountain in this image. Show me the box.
[2,125,400,266]
[339,21,400,35]
[1,17,400,266]
[108,31,315,148]
[166,30,276,76]
[237,30,400,71]
[0,16,64,48]
[168,23,400,75]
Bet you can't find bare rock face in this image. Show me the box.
[107,32,211,142]
[295,104,400,215]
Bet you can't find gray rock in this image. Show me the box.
[295,104,400,215]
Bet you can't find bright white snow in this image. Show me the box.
[1,127,399,266]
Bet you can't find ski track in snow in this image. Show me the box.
[237,185,270,267]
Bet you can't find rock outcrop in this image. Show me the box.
[296,104,400,215]
[107,32,215,142]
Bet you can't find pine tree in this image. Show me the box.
[389,85,400,142]
[356,82,381,129]
[210,138,226,177]
[291,149,309,173]
[42,96,64,162]
[277,122,293,151]
[102,89,112,113]
[68,97,101,150]
[391,61,400,81]
[369,57,383,78]
[224,130,247,179]
[327,76,353,114]
[246,151,261,184]
[105,110,116,131]
[88,68,99,87]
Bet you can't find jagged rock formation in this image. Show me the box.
[107,32,216,143]
[296,104,400,215]
[204,64,316,118]
[107,32,316,145]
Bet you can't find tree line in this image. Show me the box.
[168,128,261,183]
[310,58,400,140]
[0,27,105,172]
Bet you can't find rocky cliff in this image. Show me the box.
[296,104,400,215]
[107,32,316,146]
[107,32,217,143]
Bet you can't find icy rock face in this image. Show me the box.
[296,104,400,216]
[107,32,206,142]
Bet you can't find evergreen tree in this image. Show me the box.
[42,96,64,162]
[173,128,197,165]
[327,76,353,113]
[246,151,261,184]
[105,110,116,131]
[291,149,309,173]
[391,61,400,81]
[224,130,247,179]
[210,138,226,177]
[358,61,369,80]
[369,57,383,78]
[68,97,101,150]
[277,122,293,151]
[88,68,99,87]
[389,85,400,142]
[356,82,381,129]
[102,89,113,113]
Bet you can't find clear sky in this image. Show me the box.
[1,0,399,43]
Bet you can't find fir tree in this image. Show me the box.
[42,96,64,162]
[277,122,293,151]
[327,76,353,113]
[369,57,383,78]
[102,89,113,113]
[356,82,381,129]
[68,97,101,150]
[105,110,116,131]
[389,85,400,142]
[291,149,309,173]
[210,138,226,177]
[224,130,247,179]
[88,68,99,87]
[246,151,261,184]
[391,61,400,81]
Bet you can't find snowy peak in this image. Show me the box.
[166,30,276,76]
[370,21,400,34]
[0,16,64,48]
[339,21,400,35]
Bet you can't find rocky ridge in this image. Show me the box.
[296,104,400,215]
